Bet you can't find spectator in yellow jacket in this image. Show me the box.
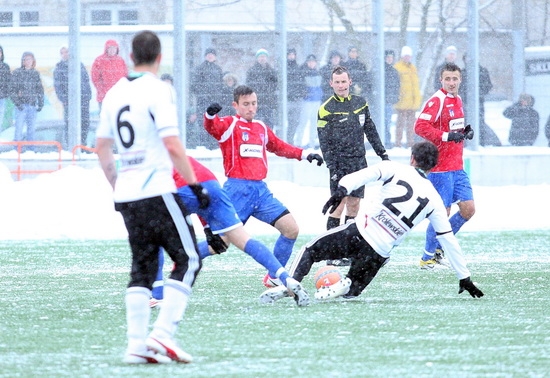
[393,46,422,148]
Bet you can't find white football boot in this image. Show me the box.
[146,336,193,363]
[314,277,352,300]
[123,348,172,364]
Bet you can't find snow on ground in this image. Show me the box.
[0,161,548,241]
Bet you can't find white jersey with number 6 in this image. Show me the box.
[96,72,179,202]
[340,160,470,279]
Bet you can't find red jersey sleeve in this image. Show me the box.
[265,126,303,160]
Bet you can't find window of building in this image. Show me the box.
[119,10,138,25]
[91,10,111,26]
[0,12,12,27]
[19,11,39,26]
[0,10,39,27]
[88,7,138,26]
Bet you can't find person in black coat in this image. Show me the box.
[384,50,400,148]
[0,45,11,129]
[503,93,540,146]
[246,48,279,134]
[342,46,372,101]
[319,50,343,101]
[10,51,44,146]
[190,47,223,149]
[53,46,92,148]
[285,48,305,143]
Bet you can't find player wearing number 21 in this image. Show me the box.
[260,142,484,304]
[96,30,210,364]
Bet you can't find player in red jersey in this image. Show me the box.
[203,85,324,286]
[414,62,475,269]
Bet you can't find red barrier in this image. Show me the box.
[0,141,63,181]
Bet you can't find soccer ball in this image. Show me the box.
[314,265,342,289]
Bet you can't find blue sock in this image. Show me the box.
[151,249,165,300]
[273,234,296,266]
[422,223,439,260]
[198,240,211,259]
[244,239,288,284]
[449,212,468,234]
[429,212,469,254]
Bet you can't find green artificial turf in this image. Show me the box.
[1,231,549,377]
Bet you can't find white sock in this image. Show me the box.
[125,286,151,352]
[151,279,191,339]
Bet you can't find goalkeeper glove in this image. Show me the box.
[458,277,484,298]
[204,227,228,254]
[322,185,348,215]
[189,183,210,209]
[306,153,324,166]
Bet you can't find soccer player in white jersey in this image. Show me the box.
[96,30,210,365]
[260,141,484,304]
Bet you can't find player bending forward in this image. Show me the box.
[260,141,484,303]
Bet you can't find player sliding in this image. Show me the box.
[260,141,484,304]
[151,157,310,308]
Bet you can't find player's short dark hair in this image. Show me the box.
[132,30,161,65]
[331,65,350,79]
[233,85,254,103]
[440,62,461,79]
[411,141,439,171]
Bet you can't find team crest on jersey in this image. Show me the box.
[242,132,249,142]
[449,109,455,118]
[372,209,406,240]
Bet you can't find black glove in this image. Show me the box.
[189,183,210,209]
[204,227,228,254]
[206,103,222,116]
[16,105,23,111]
[463,124,474,140]
[36,106,42,112]
[322,185,348,215]
[458,277,484,298]
[448,132,465,143]
[380,153,390,161]
[306,153,324,166]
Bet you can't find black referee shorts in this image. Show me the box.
[328,156,368,198]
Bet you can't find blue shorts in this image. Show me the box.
[428,170,474,208]
[177,180,242,234]
[223,178,288,226]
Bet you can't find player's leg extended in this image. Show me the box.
[226,226,290,285]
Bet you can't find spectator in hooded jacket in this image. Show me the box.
[53,46,92,148]
[0,45,11,130]
[246,49,279,134]
[10,51,44,147]
[91,39,128,111]
[393,46,422,148]
[190,47,223,149]
[504,93,540,146]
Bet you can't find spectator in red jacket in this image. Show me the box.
[91,39,128,110]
